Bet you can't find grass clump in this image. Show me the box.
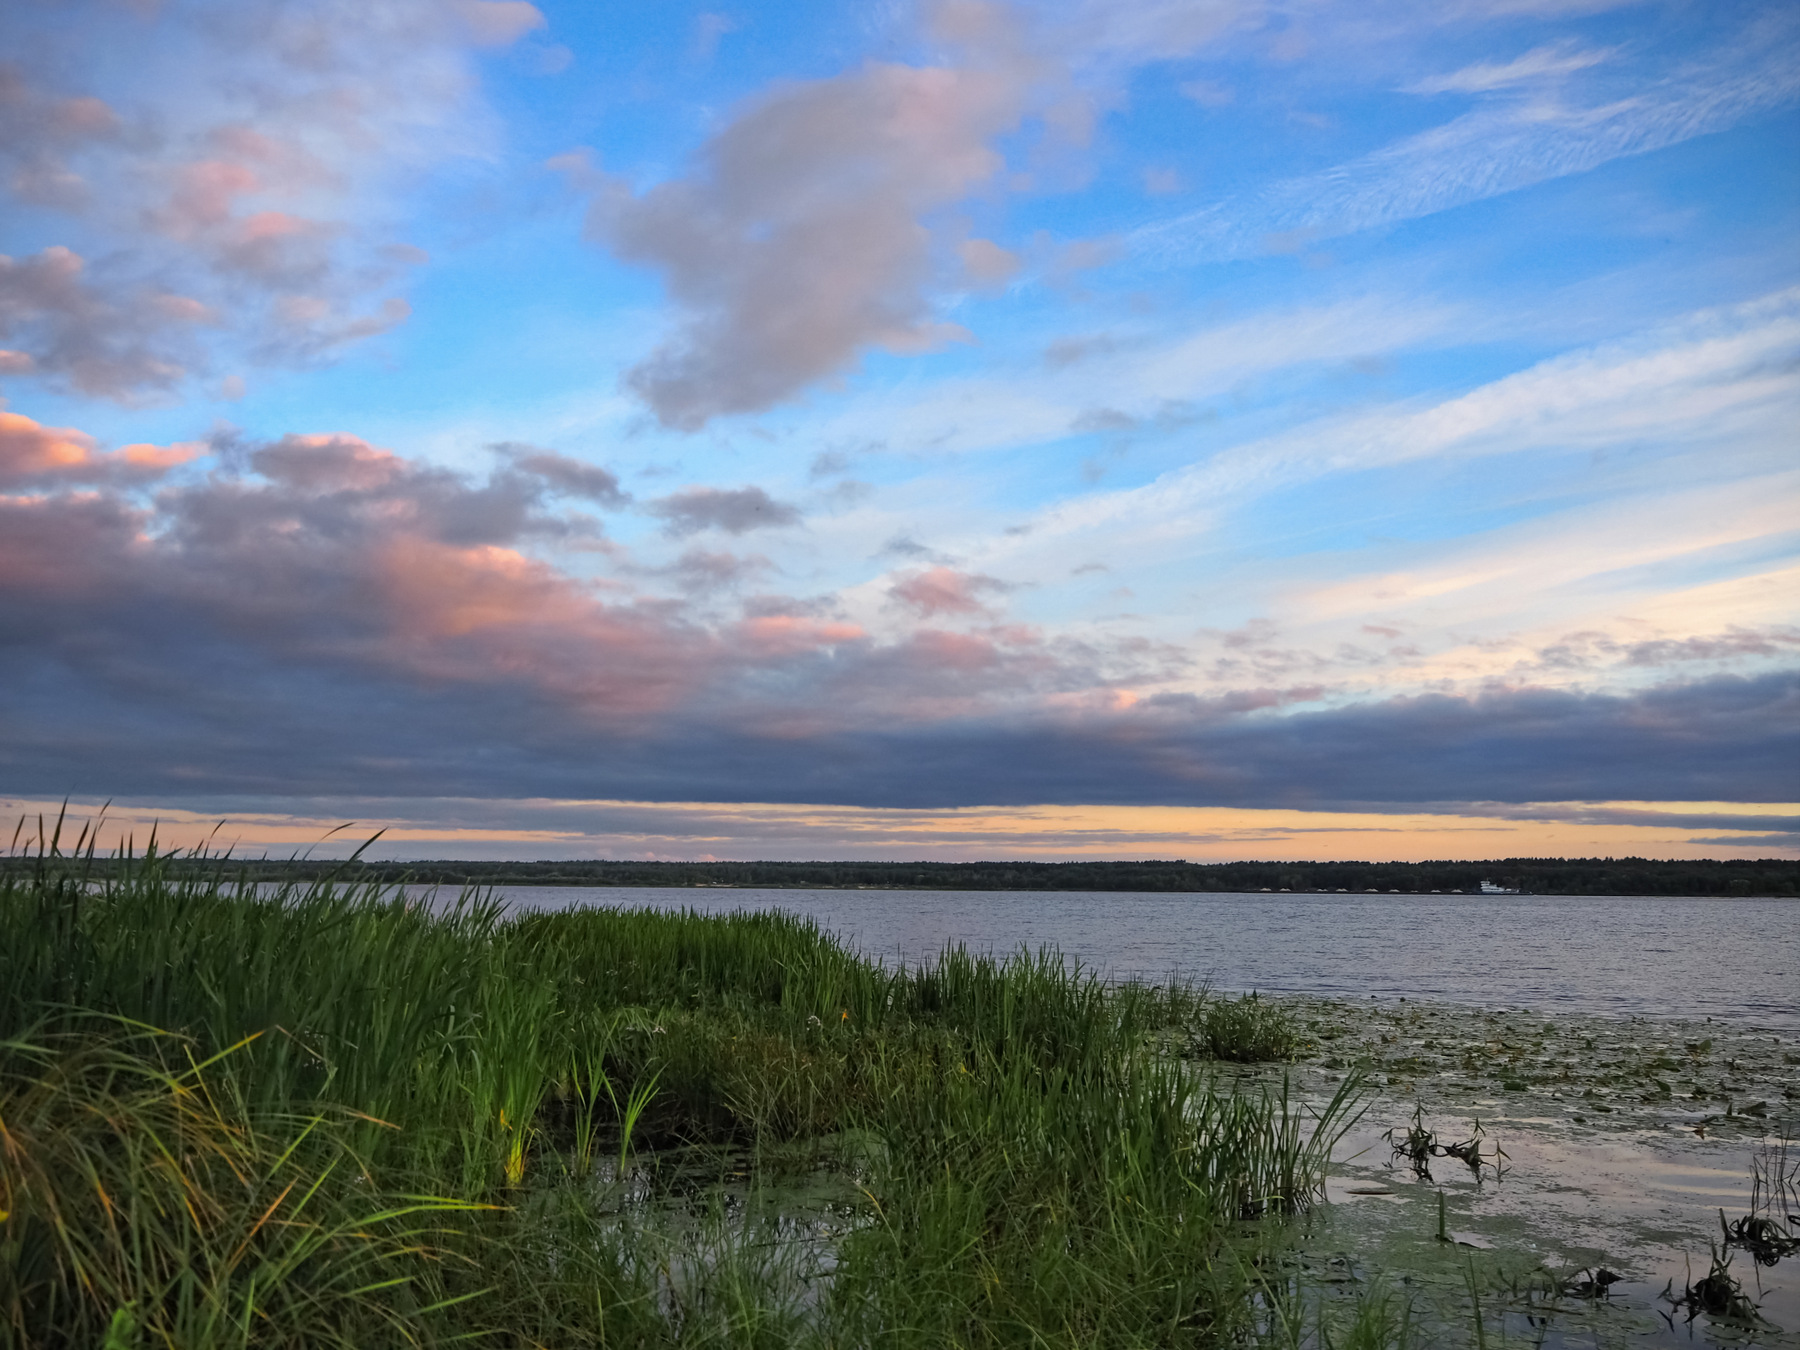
[0,819,1378,1348]
[0,1029,482,1349]
[1198,991,1303,1063]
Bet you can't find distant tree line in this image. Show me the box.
[11,854,1795,896]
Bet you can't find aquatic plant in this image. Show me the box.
[1382,1106,1505,1183]
[1663,1244,1765,1326]
[1720,1132,1800,1265]
[1197,990,1302,1063]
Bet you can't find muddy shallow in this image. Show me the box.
[1246,995,1800,1347]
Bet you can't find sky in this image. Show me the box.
[2,0,1797,863]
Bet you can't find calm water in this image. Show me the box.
[497,888,1798,1030]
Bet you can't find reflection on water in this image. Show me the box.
[497,888,1800,1030]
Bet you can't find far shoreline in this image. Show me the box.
[13,854,1792,897]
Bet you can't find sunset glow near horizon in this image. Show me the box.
[3,0,1796,863]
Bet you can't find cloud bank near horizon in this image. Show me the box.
[5,392,1795,816]
[6,795,1795,865]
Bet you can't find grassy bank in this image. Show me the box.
[1,835,1377,1349]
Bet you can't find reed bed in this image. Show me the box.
[1,827,1389,1348]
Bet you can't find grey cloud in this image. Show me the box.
[494,443,631,507]
[1686,834,1800,848]
[809,449,853,479]
[0,62,126,210]
[1535,625,1800,673]
[1471,803,1800,835]
[663,549,773,593]
[875,534,964,567]
[650,486,802,536]
[1623,629,1800,666]
[0,247,208,401]
[1071,406,1136,433]
[743,593,843,620]
[820,480,873,510]
[1044,334,1118,368]
[7,570,1794,812]
[3,419,1795,815]
[582,55,1029,428]
[1,437,713,781]
[227,433,616,550]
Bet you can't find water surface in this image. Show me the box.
[497,888,1798,1030]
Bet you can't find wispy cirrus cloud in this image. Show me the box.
[1020,286,1800,547]
[1134,9,1800,265]
[1402,41,1613,95]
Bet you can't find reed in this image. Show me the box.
[2,830,1392,1347]
[1197,991,1302,1063]
[0,1027,484,1349]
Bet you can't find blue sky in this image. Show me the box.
[2,0,1796,860]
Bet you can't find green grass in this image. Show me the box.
[0,827,1400,1348]
[1196,992,1304,1064]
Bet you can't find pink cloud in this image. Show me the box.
[379,538,580,639]
[5,414,1787,810]
[0,407,199,486]
[889,566,1008,617]
[0,417,1138,746]
[737,614,867,658]
[152,161,264,238]
[1,425,717,723]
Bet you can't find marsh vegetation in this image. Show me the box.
[6,825,1794,1348]
[2,831,1382,1349]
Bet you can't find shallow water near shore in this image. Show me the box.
[494,885,1799,1345]
[1274,996,1800,1346]
[497,887,1798,1029]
